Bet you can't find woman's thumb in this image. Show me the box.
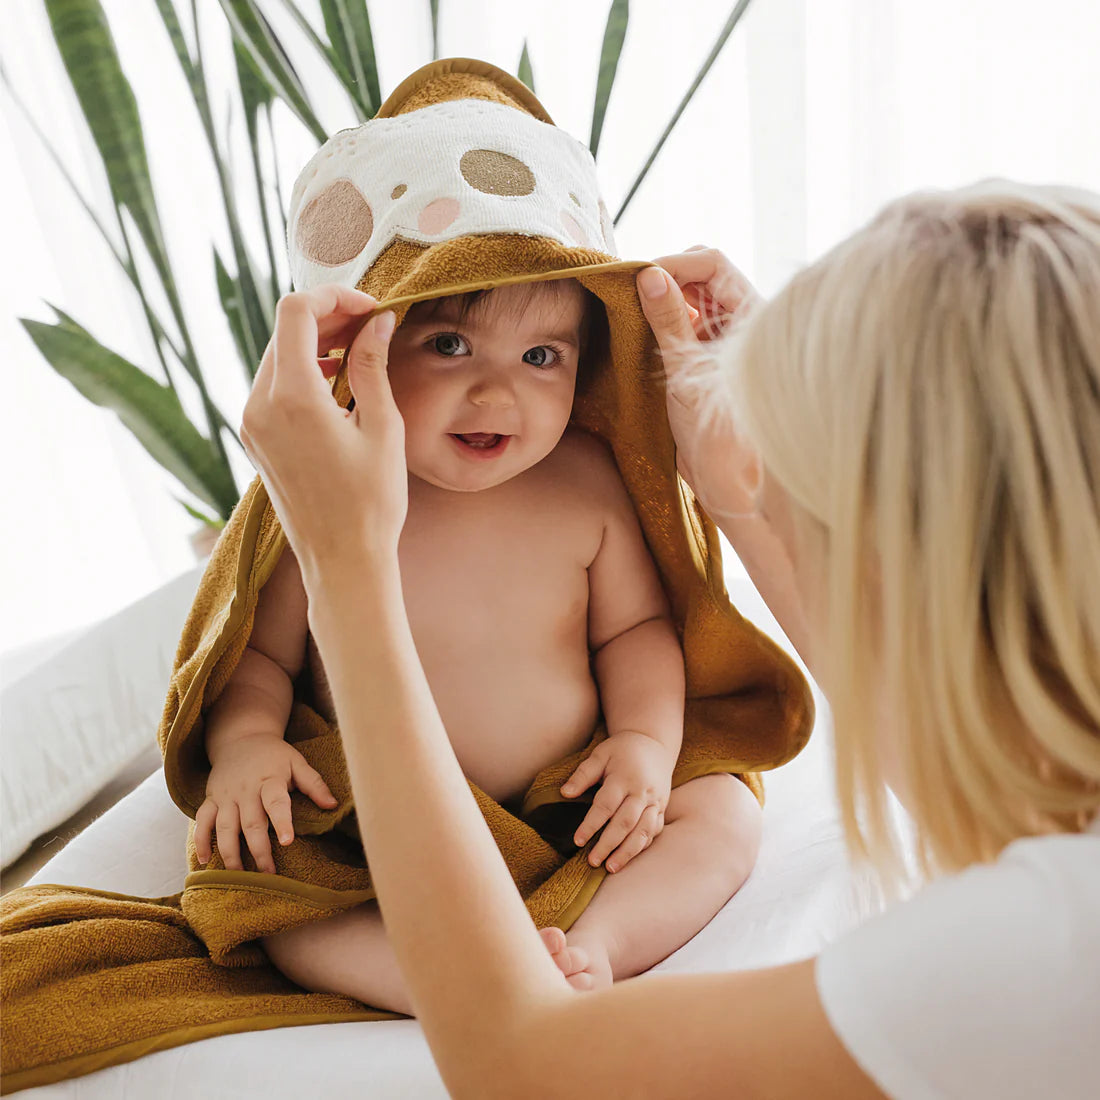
[637,267,695,351]
[346,310,396,397]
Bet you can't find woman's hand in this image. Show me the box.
[636,248,763,521]
[240,285,406,580]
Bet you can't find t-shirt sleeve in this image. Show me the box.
[814,836,1100,1100]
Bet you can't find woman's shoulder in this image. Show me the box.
[814,824,1100,1099]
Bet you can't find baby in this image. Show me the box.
[194,277,762,1013]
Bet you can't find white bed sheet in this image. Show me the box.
[22,580,882,1098]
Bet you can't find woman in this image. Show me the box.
[240,180,1100,1098]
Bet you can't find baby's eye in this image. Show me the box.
[431,332,469,357]
[522,345,559,368]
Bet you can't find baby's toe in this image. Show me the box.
[538,926,568,954]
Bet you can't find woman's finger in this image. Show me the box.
[344,310,397,408]
[636,266,699,355]
[650,247,756,314]
[606,803,662,873]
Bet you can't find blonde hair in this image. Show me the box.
[724,180,1100,879]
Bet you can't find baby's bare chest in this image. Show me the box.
[397,496,598,655]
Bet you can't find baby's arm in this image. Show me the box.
[561,442,685,871]
[194,546,336,872]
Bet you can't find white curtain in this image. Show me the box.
[2,0,1098,654]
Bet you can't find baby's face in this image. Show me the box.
[387,282,586,492]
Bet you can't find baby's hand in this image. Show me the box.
[560,732,675,873]
[194,734,337,874]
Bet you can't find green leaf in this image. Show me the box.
[589,0,628,158]
[429,0,440,60]
[175,498,226,529]
[217,0,328,143]
[214,248,256,379]
[232,36,281,325]
[320,0,381,117]
[21,313,238,519]
[615,0,754,222]
[44,0,172,301]
[517,40,535,93]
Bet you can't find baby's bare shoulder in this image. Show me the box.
[549,427,627,501]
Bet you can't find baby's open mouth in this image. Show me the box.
[450,432,511,457]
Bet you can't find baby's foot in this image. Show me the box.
[539,927,613,991]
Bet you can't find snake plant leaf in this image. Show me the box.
[214,247,256,381]
[232,37,283,322]
[589,0,628,158]
[217,0,328,144]
[175,498,225,529]
[614,0,754,222]
[21,312,239,519]
[517,40,535,93]
[44,0,174,300]
[320,0,381,118]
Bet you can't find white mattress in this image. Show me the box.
[22,579,883,1098]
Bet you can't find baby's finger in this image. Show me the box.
[589,795,646,868]
[561,752,607,798]
[215,804,243,871]
[240,800,276,874]
[290,755,338,811]
[194,798,218,864]
[573,785,624,848]
[260,779,295,847]
[606,803,662,873]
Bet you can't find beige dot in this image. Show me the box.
[391,183,407,199]
[296,179,373,267]
[569,192,581,206]
[459,149,536,197]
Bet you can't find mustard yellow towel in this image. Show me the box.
[0,59,813,1094]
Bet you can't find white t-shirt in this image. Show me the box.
[816,816,1100,1099]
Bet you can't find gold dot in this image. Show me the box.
[391,183,407,199]
[569,192,581,206]
[459,149,536,197]
[296,180,373,267]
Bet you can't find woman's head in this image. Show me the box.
[727,180,1100,878]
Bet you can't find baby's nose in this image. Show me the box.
[468,378,515,408]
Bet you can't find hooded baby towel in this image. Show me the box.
[0,59,813,1093]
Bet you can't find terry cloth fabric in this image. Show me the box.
[0,58,814,1094]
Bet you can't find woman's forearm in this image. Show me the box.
[301,549,571,1085]
[717,514,812,671]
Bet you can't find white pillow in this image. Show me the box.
[0,567,202,867]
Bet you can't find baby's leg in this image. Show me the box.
[561,773,761,987]
[262,901,413,1015]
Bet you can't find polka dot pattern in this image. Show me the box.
[459,149,536,196]
[296,179,373,267]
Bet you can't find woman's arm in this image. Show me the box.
[241,286,881,1099]
[636,255,812,668]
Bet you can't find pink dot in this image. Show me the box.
[561,211,588,247]
[418,197,461,235]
